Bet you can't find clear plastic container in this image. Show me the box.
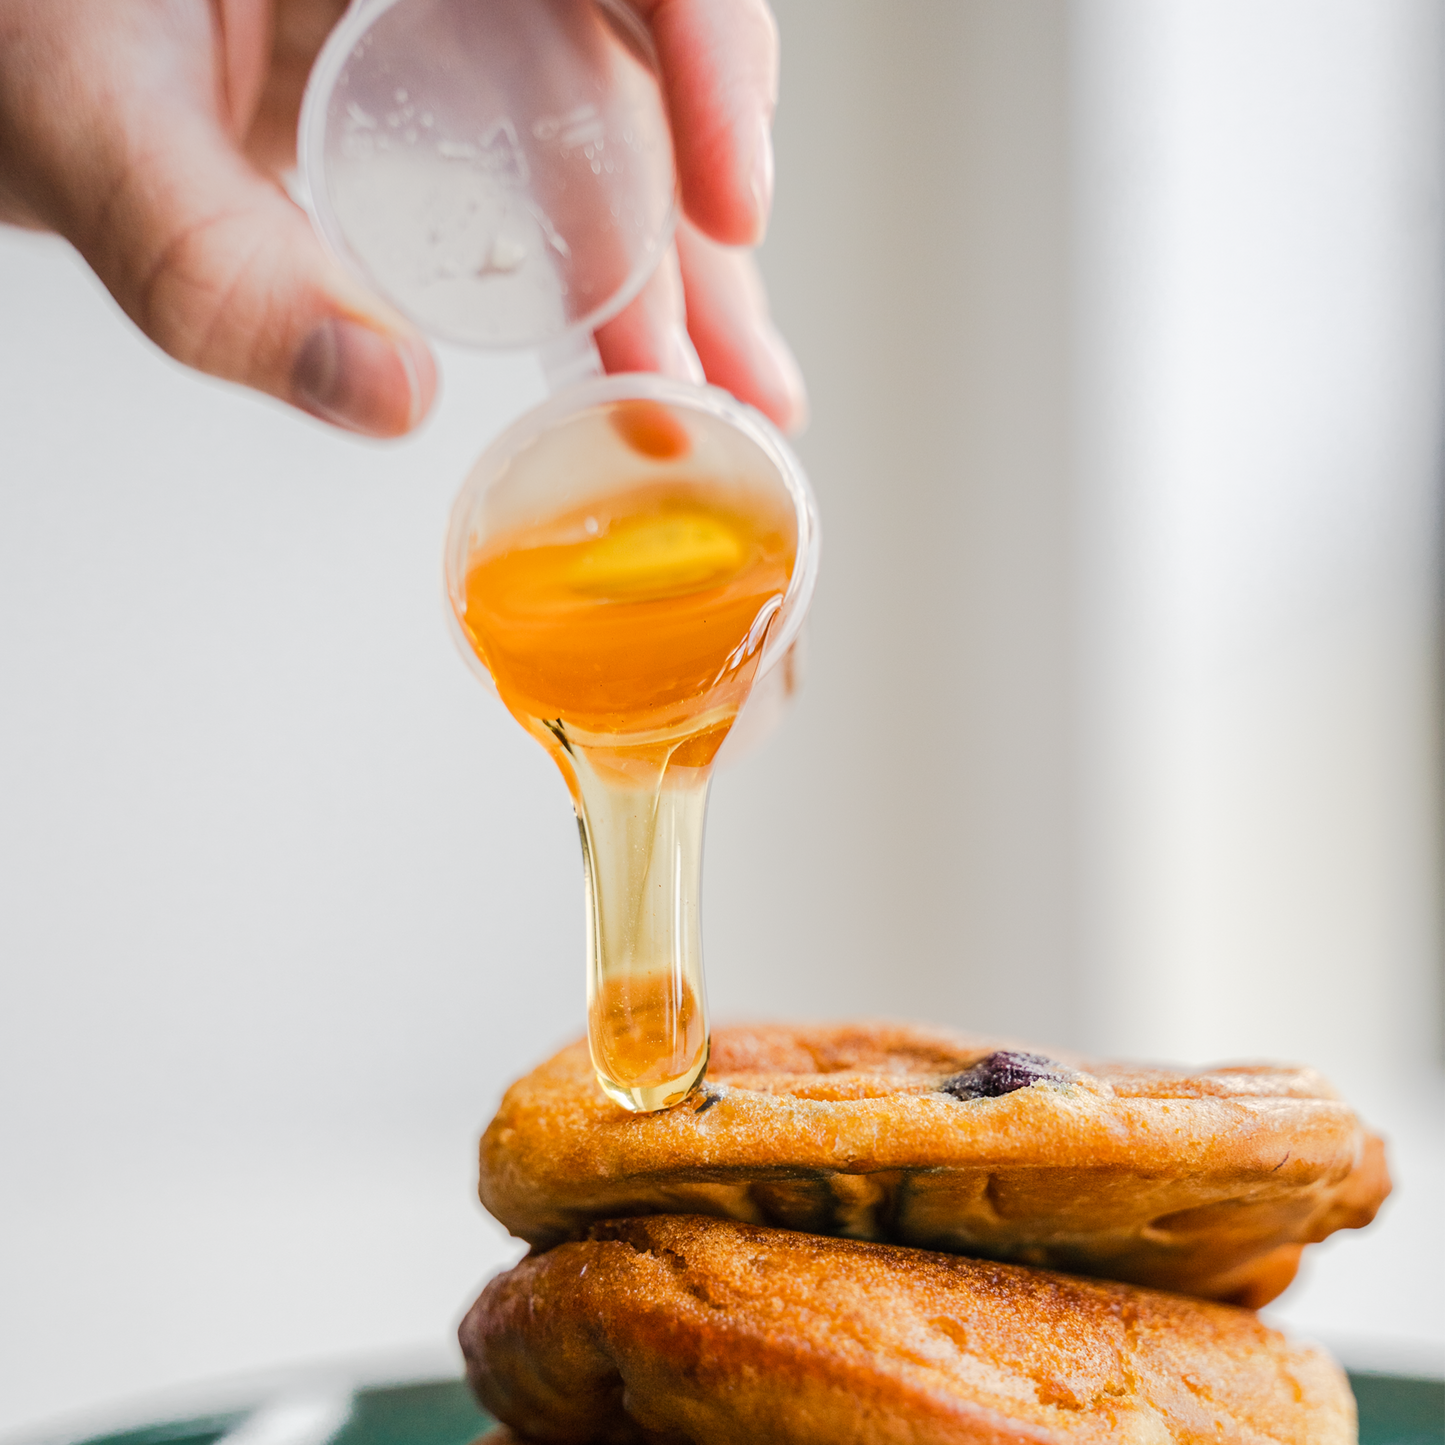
[300,0,677,352]
[442,373,819,752]
[299,0,819,1111]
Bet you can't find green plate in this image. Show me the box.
[33,1372,1445,1445]
[44,1381,495,1445]
[1349,1373,1444,1445]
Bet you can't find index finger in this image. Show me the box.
[632,0,779,246]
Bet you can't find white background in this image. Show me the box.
[2,0,1442,1434]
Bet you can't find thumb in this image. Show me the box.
[75,108,435,437]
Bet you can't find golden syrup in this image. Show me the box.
[457,410,796,1111]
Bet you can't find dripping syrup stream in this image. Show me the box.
[458,459,796,1112]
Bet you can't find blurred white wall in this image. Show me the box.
[0,232,566,1435]
[710,0,1080,1045]
[1067,0,1444,1368]
[1072,0,1443,1096]
[0,0,1441,1434]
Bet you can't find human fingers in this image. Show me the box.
[633,0,779,246]
[675,219,806,434]
[242,0,348,175]
[594,245,705,382]
[106,120,435,437]
[0,2,433,436]
[596,221,805,433]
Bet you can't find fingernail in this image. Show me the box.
[750,115,775,243]
[292,317,431,436]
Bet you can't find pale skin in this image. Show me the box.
[0,0,806,437]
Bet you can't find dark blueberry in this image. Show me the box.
[939,1051,1071,1100]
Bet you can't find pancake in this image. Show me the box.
[478,1022,1389,1305]
[460,1213,1356,1444]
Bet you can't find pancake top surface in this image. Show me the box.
[478,1021,1388,1303]
[481,1018,1374,1186]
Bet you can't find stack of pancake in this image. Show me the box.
[459,1023,1390,1443]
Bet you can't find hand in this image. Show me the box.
[0,0,805,438]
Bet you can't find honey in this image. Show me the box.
[455,410,797,1111]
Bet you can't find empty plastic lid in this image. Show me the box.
[299,0,678,350]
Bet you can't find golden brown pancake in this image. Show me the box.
[478,1022,1389,1306]
[460,1214,1356,1445]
